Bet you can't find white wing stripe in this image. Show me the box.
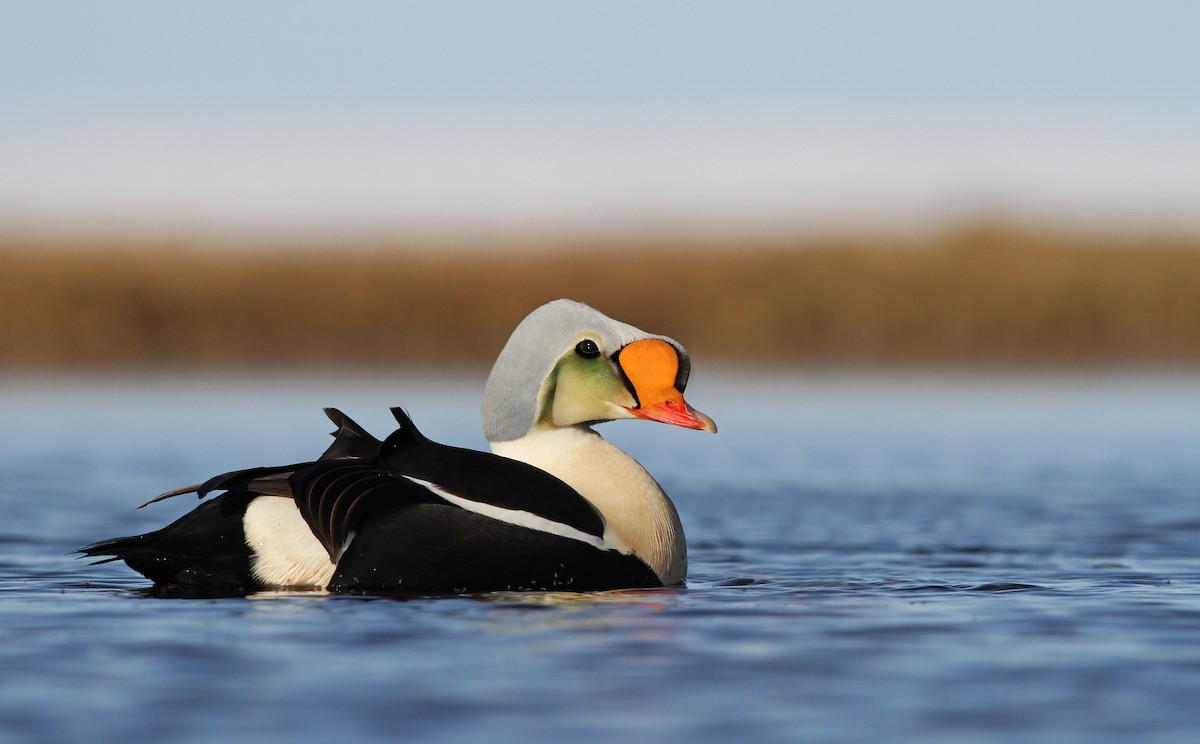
[401,476,620,552]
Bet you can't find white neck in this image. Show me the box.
[490,426,687,585]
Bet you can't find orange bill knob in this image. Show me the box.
[617,339,717,433]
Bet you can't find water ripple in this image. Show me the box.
[3,372,1200,744]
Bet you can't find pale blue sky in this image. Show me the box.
[2,1,1197,239]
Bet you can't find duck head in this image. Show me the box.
[482,299,716,443]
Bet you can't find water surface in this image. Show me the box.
[2,371,1198,743]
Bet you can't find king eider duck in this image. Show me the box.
[81,299,716,594]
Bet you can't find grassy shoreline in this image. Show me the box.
[4,225,1199,370]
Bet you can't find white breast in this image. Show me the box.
[491,426,687,585]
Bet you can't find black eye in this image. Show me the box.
[575,339,600,359]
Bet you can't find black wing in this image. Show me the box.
[285,409,658,592]
[376,408,607,539]
[283,409,609,562]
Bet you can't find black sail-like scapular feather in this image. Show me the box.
[319,407,383,461]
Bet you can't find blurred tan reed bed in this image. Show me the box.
[3,225,1199,369]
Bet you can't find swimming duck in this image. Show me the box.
[81,299,716,593]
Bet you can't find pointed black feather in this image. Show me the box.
[137,482,206,508]
[389,407,428,442]
[319,408,382,461]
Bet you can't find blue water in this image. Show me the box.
[2,371,1199,744]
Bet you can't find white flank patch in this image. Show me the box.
[402,476,626,553]
[243,497,337,589]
